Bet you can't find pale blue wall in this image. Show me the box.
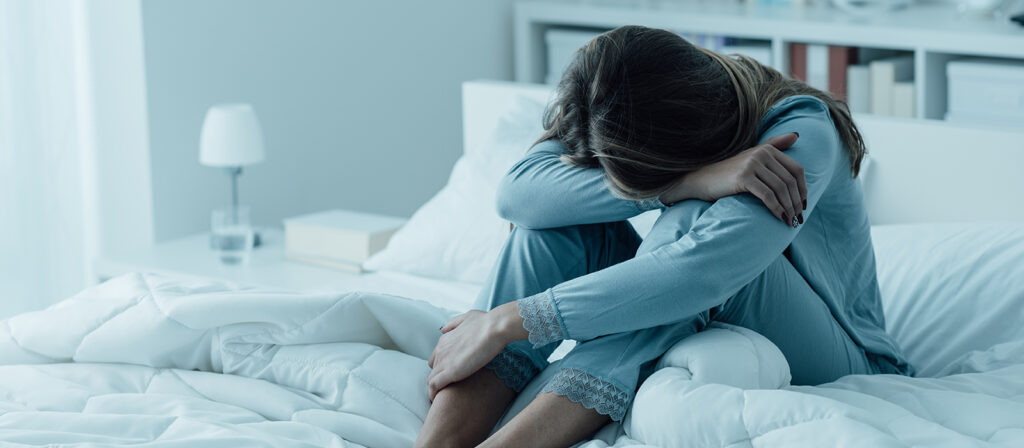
[141,0,515,240]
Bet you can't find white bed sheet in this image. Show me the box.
[1,273,1020,447]
[315,270,481,313]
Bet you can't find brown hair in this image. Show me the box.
[538,25,866,200]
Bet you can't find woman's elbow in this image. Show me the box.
[495,181,543,230]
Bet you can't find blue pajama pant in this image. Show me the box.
[475,202,877,421]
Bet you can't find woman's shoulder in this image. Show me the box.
[761,95,831,127]
[530,137,569,155]
[758,95,838,142]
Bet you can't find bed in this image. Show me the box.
[1,81,1022,447]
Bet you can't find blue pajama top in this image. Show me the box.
[496,95,914,376]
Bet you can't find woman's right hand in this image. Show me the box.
[658,133,807,226]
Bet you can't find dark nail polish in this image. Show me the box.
[793,132,800,138]
[803,199,807,210]
[798,213,804,225]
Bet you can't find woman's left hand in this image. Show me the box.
[427,307,521,400]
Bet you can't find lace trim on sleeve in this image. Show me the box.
[634,197,665,211]
[484,348,539,393]
[541,368,632,422]
[519,291,565,348]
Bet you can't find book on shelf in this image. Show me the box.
[870,55,914,116]
[284,209,407,272]
[846,64,871,113]
[891,81,915,118]
[827,46,858,101]
[790,44,859,101]
[806,44,829,92]
[789,43,807,82]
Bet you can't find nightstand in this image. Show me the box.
[93,228,360,291]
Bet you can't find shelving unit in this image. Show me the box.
[514,0,1024,123]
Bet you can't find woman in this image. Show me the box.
[417,26,913,448]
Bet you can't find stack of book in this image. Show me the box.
[284,210,407,273]
[790,44,915,118]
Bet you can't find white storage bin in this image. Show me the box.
[947,58,1024,127]
[545,28,602,84]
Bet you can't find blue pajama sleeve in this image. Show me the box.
[495,140,663,230]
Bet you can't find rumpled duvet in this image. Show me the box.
[0,274,1021,447]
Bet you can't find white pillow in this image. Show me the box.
[363,96,546,283]
[871,222,1024,377]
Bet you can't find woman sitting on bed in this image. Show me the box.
[417,25,913,448]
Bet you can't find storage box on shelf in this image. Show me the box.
[516,0,1024,128]
[946,58,1024,127]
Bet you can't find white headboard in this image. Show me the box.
[462,80,1024,225]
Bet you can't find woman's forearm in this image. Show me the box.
[496,140,661,229]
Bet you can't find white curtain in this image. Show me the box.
[0,0,97,317]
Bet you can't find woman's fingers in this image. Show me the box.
[762,155,804,224]
[428,370,438,401]
[771,149,807,210]
[745,177,787,222]
[441,313,470,333]
[763,132,799,151]
[428,369,449,402]
[754,166,795,224]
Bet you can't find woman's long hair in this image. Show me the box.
[538,25,866,200]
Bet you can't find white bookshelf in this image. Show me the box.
[514,0,1024,123]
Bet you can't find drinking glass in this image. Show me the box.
[211,206,255,265]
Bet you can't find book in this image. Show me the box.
[827,46,858,101]
[284,210,407,269]
[806,44,830,91]
[891,81,915,118]
[789,43,807,81]
[846,64,871,113]
[870,55,914,116]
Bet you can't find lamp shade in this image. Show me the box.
[199,103,265,167]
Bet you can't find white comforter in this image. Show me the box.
[1,274,1021,447]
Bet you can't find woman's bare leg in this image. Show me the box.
[414,368,517,448]
[479,392,610,448]
[425,222,637,447]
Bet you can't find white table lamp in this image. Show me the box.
[200,103,265,246]
[200,103,265,203]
